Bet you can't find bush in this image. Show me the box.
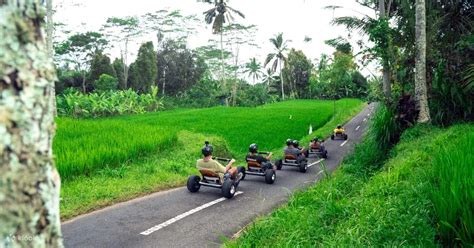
[57,86,162,118]
[94,74,117,92]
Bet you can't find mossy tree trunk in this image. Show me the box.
[0,0,63,247]
[415,0,431,123]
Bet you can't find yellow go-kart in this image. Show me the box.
[331,125,348,140]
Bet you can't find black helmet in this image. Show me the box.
[337,125,342,129]
[293,140,299,147]
[286,139,293,146]
[249,143,258,153]
[312,137,319,142]
[201,141,213,156]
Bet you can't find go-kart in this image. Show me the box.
[275,153,308,173]
[187,157,245,199]
[331,129,348,140]
[244,152,276,184]
[305,141,328,159]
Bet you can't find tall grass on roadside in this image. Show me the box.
[431,130,474,246]
[343,104,400,176]
[54,118,176,180]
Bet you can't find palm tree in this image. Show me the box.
[415,0,430,123]
[202,0,245,89]
[244,58,263,84]
[262,68,274,91]
[265,33,289,100]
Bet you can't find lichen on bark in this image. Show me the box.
[0,1,62,247]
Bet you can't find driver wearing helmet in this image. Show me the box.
[246,143,273,167]
[196,141,238,180]
[283,139,305,159]
[334,125,345,134]
[292,140,306,155]
[310,137,321,149]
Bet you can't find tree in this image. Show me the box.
[201,0,245,93]
[244,58,263,84]
[129,42,157,93]
[94,74,118,91]
[102,17,141,89]
[282,49,313,98]
[415,0,430,123]
[0,1,62,246]
[88,52,116,89]
[265,33,289,100]
[55,32,108,93]
[112,58,126,89]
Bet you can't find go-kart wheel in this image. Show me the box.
[187,175,201,193]
[275,160,283,170]
[222,179,236,199]
[322,151,328,159]
[237,166,246,181]
[299,161,308,173]
[265,169,276,184]
[344,134,348,140]
[331,134,335,140]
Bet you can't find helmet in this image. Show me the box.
[337,125,342,129]
[249,143,258,153]
[293,140,299,147]
[201,141,213,156]
[286,139,293,146]
[312,137,319,142]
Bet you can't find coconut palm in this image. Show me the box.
[202,0,245,89]
[265,33,289,100]
[244,58,263,84]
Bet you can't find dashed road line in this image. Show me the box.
[363,118,367,122]
[355,125,360,131]
[340,140,348,147]
[307,158,325,168]
[140,191,244,236]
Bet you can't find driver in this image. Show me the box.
[196,142,238,180]
[284,139,305,160]
[334,125,345,134]
[246,143,273,168]
[310,137,321,149]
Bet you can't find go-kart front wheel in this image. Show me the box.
[237,166,246,181]
[322,151,328,159]
[331,134,335,140]
[299,161,308,173]
[344,134,348,140]
[222,179,236,199]
[265,169,276,184]
[187,175,201,193]
[275,160,283,170]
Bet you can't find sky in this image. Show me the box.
[54,0,379,77]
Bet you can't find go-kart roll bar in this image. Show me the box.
[212,157,232,162]
[258,152,271,155]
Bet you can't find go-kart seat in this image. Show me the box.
[285,154,297,160]
[199,168,222,183]
[247,159,261,168]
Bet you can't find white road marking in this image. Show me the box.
[307,158,325,168]
[140,191,244,236]
[340,140,348,147]
[363,118,367,122]
[367,113,370,116]
[355,125,360,131]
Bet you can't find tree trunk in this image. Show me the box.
[415,0,431,123]
[123,39,129,89]
[0,1,63,247]
[82,71,87,93]
[280,60,285,100]
[379,0,391,101]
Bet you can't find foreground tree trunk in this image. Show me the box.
[0,1,63,247]
[415,0,431,123]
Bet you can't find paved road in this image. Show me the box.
[62,103,376,248]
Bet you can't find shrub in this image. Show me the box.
[94,74,117,92]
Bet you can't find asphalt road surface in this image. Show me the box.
[62,103,377,248]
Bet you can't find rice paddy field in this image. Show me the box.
[56,99,365,219]
[226,123,474,247]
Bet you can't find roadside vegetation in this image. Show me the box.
[227,114,473,247]
[58,99,365,219]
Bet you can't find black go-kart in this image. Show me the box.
[187,157,245,199]
[275,153,308,173]
[305,141,328,159]
[331,130,348,140]
[244,152,276,184]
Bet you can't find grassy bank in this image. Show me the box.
[227,123,473,247]
[58,99,365,220]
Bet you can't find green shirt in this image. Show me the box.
[196,159,226,174]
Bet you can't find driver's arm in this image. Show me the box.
[225,159,236,172]
[266,152,273,160]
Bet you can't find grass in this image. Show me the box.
[227,120,473,246]
[57,99,365,220]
